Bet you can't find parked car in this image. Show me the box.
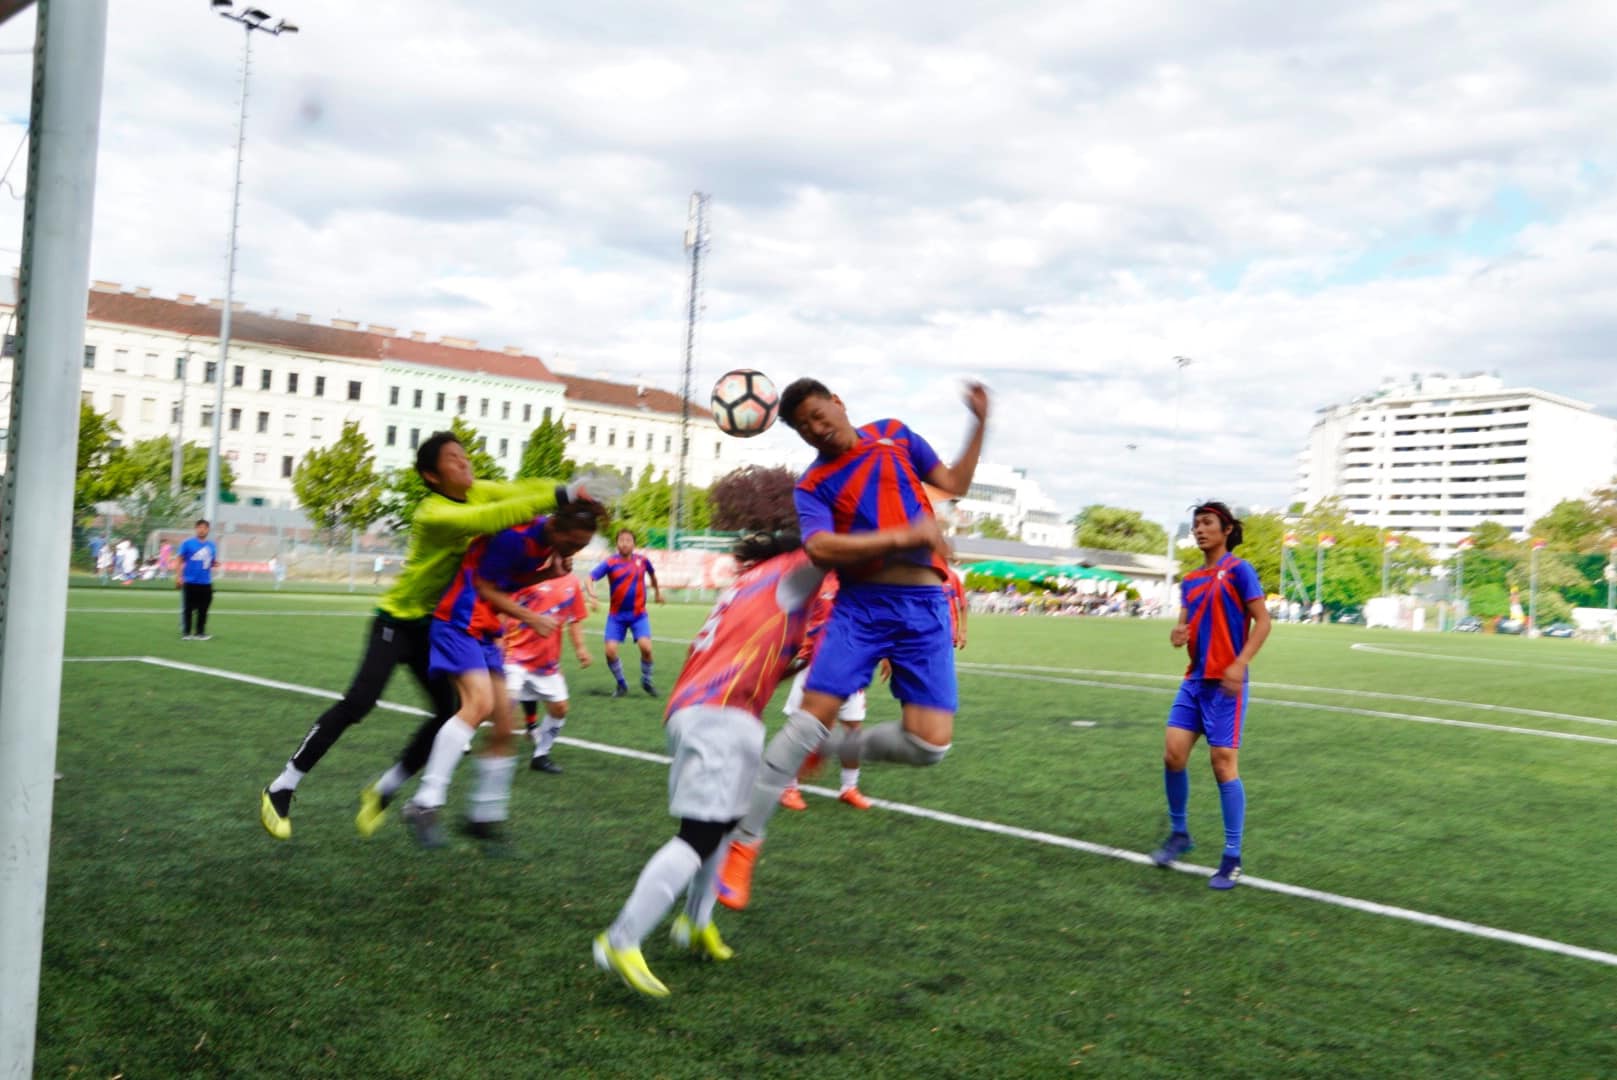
[1454,615,1483,633]
[1335,609,1364,625]
[1496,618,1526,635]
[1543,622,1577,639]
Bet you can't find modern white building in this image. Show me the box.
[951,462,1068,546]
[1296,373,1617,557]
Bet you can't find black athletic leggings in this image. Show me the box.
[181,584,213,636]
[287,613,459,775]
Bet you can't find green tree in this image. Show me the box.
[1530,499,1606,553]
[1468,582,1510,619]
[75,401,123,524]
[99,436,236,501]
[975,516,1014,541]
[378,417,505,532]
[1073,505,1168,555]
[516,417,575,482]
[292,421,384,538]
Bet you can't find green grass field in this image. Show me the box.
[38,584,1617,1077]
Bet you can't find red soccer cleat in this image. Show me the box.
[838,787,873,810]
[716,839,761,911]
[779,786,808,812]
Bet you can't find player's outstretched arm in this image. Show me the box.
[925,381,990,497]
[804,516,950,568]
[474,574,560,635]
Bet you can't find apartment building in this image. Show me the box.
[1296,373,1617,556]
[951,462,1069,546]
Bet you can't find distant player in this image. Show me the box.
[261,430,600,841]
[589,528,664,697]
[1150,500,1271,890]
[718,377,989,911]
[504,554,593,774]
[393,506,600,847]
[593,530,826,998]
[777,572,872,812]
[174,518,218,641]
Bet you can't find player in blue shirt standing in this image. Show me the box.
[1150,500,1271,890]
[590,529,664,697]
[718,377,988,909]
[174,518,219,641]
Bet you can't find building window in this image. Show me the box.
[627,433,635,449]
[174,357,187,380]
[228,407,242,432]
[171,402,182,424]
[83,345,96,369]
[480,398,489,418]
[501,401,510,420]
[232,364,244,387]
[314,375,326,398]
[457,395,468,415]
[588,426,597,445]
[311,417,324,441]
[113,349,128,372]
[543,406,552,423]
[287,372,300,394]
[476,436,488,451]
[566,425,576,442]
[409,427,420,450]
[140,397,156,423]
[413,388,423,408]
[607,430,616,447]
[254,411,268,434]
[664,435,672,453]
[204,361,217,384]
[436,392,446,412]
[385,424,397,447]
[523,403,533,423]
[260,369,272,391]
[81,390,93,405]
[389,386,400,406]
[108,393,125,419]
[714,441,721,459]
[284,413,296,437]
[281,455,294,479]
[498,437,508,457]
[145,352,160,377]
[200,408,214,430]
[348,381,361,402]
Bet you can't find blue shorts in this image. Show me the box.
[604,613,652,643]
[1166,678,1248,749]
[428,621,504,679]
[804,582,957,712]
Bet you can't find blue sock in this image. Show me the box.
[607,657,626,687]
[641,659,654,683]
[1164,767,1189,835]
[1217,778,1245,859]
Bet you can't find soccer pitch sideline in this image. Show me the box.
[38,586,1617,1077]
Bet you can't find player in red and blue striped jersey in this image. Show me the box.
[717,376,988,910]
[1151,501,1271,889]
[589,529,664,697]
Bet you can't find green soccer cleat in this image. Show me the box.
[260,787,292,841]
[593,933,670,998]
[671,914,734,962]
[355,782,393,838]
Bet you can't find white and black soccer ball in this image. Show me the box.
[710,369,780,438]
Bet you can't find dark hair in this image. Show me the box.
[1192,500,1244,550]
[195,518,209,527]
[415,431,462,481]
[733,528,802,564]
[552,503,602,535]
[779,378,832,429]
[616,528,636,542]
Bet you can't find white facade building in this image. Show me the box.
[1296,373,1617,557]
[952,462,1068,545]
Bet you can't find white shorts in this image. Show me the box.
[665,706,764,822]
[505,665,569,705]
[783,667,867,722]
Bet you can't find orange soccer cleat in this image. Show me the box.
[716,838,761,911]
[838,787,873,810]
[779,786,808,812]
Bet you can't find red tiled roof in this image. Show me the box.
[557,373,697,417]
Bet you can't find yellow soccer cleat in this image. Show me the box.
[671,914,735,962]
[259,787,292,841]
[593,933,670,998]
[355,782,392,838]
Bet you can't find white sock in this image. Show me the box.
[413,716,476,810]
[609,838,702,950]
[467,754,518,823]
[683,843,727,929]
[377,763,410,799]
[840,767,860,792]
[736,710,827,842]
[269,764,305,794]
[533,716,564,757]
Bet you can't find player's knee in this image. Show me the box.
[677,818,729,860]
[903,730,950,766]
[551,702,569,720]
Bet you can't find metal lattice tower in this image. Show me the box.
[669,191,708,549]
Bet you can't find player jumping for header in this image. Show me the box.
[590,529,664,697]
[718,377,989,910]
[1150,500,1271,890]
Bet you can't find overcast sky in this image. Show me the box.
[4,1,1616,525]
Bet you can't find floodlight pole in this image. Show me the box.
[204,5,297,527]
[670,191,707,551]
[1164,355,1192,610]
[0,2,109,1076]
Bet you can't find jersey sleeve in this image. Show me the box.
[794,482,835,540]
[414,488,556,545]
[589,561,609,581]
[1234,559,1264,603]
[567,589,589,623]
[641,556,657,582]
[901,423,942,479]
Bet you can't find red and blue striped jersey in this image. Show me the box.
[794,419,944,581]
[433,516,557,636]
[668,549,825,720]
[1180,554,1264,680]
[590,553,657,616]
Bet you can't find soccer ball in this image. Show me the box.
[711,369,779,438]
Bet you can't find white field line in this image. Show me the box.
[59,655,1617,970]
[68,607,371,617]
[1349,642,1617,676]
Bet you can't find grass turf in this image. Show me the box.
[36,586,1617,1077]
